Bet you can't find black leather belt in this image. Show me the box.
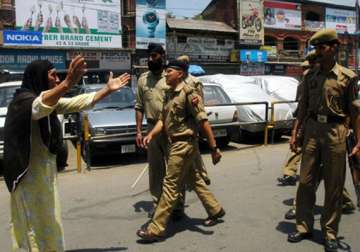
[169,135,194,143]
[309,113,345,124]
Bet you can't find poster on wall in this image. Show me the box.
[263,1,301,30]
[8,0,122,48]
[136,0,166,49]
[239,0,264,45]
[167,36,235,62]
[325,8,356,34]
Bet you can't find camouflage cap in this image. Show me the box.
[305,51,317,61]
[301,60,310,67]
[309,28,339,46]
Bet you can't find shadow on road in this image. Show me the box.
[66,247,127,252]
[133,200,153,216]
[136,214,217,244]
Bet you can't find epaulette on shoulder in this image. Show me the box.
[182,84,194,95]
[339,65,357,79]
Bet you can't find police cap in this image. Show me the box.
[166,60,189,73]
[309,28,340,46]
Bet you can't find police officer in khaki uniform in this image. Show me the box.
[135,43,173,214]
[288,29,360,252]
[177,55,211,185]
[136,60,225,243]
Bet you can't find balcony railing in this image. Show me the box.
[304,20,325,31]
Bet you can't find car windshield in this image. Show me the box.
[0,86,18,107]
[91,87,135,110]
[203,86,231,106]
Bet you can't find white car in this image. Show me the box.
[0,81,21,160]
[0,81,68,171]
[199,74,294,135]
[203,83,238,146]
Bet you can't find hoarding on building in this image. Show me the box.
[325,8,356,34]
[136,0,166,49]
[239,0,264,45]
[240,62,265,75]
[167,36,235,62]
[240,50,267,63]
[66,51,131,70]
[264,1,301,30]
[9,0,122,48]
[0,49,66,70]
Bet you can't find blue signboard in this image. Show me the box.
[3,30,43,45]
[0,50,66,70]
[240,50,267,63]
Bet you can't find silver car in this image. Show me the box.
[79,84,146,161]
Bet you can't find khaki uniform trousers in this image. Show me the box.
[147,123,168,208]
[296,119,347,240]
[148,140,222,236]
[283,149,302,177]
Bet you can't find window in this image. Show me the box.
[305,11,320,21]
[177,36,187,43]
[217,39,225,46]
[264,35,276,46]
[283,37,299,50]
[204,86,230,106]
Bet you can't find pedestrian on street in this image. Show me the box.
[177,54,211,185]
[3,56,130,251]
[287,28,360,252]
[135,43,185,219]
[136,60,225,243]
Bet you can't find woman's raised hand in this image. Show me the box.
[106,72,131,91]
[65,55,87,86]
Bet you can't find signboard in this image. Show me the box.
[136,0,166,49]
[240,62,265,75]
[260,46,277,58]
[167,36,235,62]
[66,51,131,70]
[240,50,267,63]
[11,0,122,48]
[0,49,66,70]
[239,0,264,45]
[264,1,301,30]
[325,8,356,34]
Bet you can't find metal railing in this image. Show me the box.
[73,100,301,171]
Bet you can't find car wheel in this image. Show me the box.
[57,141,69,172]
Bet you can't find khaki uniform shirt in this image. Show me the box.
[184,74,204,98]
[135,71,168,122]
[160,82,207,139]
[297,63,359,123]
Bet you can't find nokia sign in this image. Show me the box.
[4,30,42,45]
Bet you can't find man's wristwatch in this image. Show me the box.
[209,145,219,152]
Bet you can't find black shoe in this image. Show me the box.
[171,210,185,222]
[277,175,297,186]
[288,231,312,243]
[284,208,296,220]
[342,203,356,214]
[204,208,226,226]
[324,239,338,252]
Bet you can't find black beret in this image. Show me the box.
[166,60,189,73]
[147,43,165,54]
